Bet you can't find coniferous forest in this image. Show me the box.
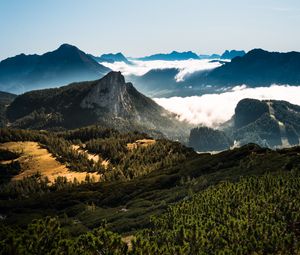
[1,125,300,254]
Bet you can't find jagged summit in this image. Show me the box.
[100,71,125,84]
[90,52,131,64]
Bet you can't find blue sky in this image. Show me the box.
[1,0,300,60]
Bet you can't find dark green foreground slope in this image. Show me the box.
[1,173,300,254]
[1,127,300,254]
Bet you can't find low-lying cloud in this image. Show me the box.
[154,85,300,127]
[101,59,222,82]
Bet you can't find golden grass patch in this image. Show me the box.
[0,141,101,183]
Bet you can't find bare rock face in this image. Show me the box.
[80,72,133,117]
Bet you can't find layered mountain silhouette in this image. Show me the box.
[137,51,200,61]
[128,68,180,97]
[198,54,221,59]
[0,44,110,94]
[220,50,245,59]
[91,52,131,64]
[198,50,245,60]
[5,72,189,140]
[198,49,300,86]
[129,49,300,97]
[189,98,300,152]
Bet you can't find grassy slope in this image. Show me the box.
[0,141,101,183]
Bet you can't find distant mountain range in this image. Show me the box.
[189,98,300,151]
[4,72,190,141]
[90,52,131,64]
[0,44,110,94]
[199,50,245,60]
[2,45,300,98]
[220,50,245,59]
[136,51,200,61]
[135,49,245,61]
[130,49,300,97]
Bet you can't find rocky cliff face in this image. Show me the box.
[81,72,134,116]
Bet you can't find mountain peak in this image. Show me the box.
[220,50,246,59]
[101,71,125,84]
[0,44,110,93]
[57,43,78,50]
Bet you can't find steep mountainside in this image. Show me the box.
[232,99,300,147]
[0,44,110,94]
[6,72,190,140]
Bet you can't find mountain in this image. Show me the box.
[199,53,221,59]
[232,99,300,147]
[189,126,233,152]
[198,49,300,86]
[189,98,300,151]
[127,68,223,98]
[137,51,200,61]
[220,50,246,59]
[0,91,16,127]
[5,71,190,141]
[0,44,110,94]
[0,91,16,105]
[127,68,180,97]
[198,50,245,60]
[91,52,131,64]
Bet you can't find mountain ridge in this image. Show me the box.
[0,44,110,94]
[137,51,200,61]
[91,52,131,64]
[200,49,300,86]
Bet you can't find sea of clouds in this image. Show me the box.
[154,85,300,128]
[101,59,222,82]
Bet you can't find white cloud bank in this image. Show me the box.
[101,59,222,81]
[154,85,300,127]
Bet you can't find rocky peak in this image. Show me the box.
[80,72,133,116]
[100,71,125,85]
